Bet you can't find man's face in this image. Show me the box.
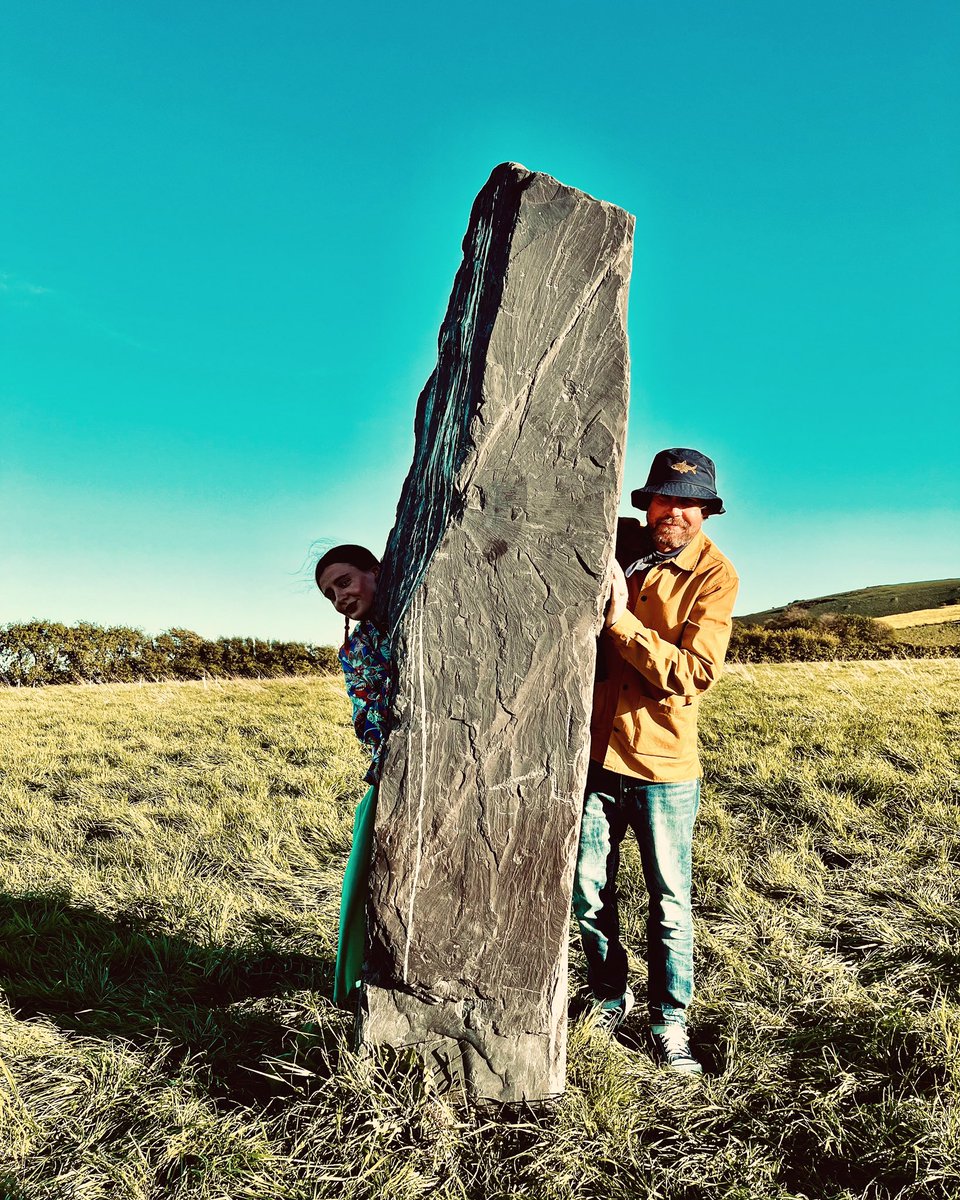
[645,494,707,552]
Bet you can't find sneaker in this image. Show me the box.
[590,986,635,1034]
[650,1023,703,1074]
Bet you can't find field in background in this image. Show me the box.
[891,622,960,651]
[0,664,958,1200]
[876,604,960,628]
[877,606,960,654]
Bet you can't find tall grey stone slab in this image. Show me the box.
[361,162,633,1102]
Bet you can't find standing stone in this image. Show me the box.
[361,162,633,1102]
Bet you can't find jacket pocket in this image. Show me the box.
[615,695,696,759]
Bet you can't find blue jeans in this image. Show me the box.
[573,761,700,1026]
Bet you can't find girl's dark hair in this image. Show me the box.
[314,544,380,589]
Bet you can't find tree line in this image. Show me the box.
[0,621,339,686]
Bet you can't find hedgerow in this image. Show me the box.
[2,610,949,686]
[0,621,338,686]
[728,612,946,663]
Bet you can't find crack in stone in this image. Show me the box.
[402,591,429,984]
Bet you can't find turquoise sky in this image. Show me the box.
[3,1,958,648]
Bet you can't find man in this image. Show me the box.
[573,447,738,1074]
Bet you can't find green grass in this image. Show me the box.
[892,622,960,651]
[0,664,958,1199]
[737,578,960,624]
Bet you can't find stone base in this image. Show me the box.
[360,970,569,1103]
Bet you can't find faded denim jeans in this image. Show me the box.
[573,760,700,1026]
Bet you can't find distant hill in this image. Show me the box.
[737,579,960,626]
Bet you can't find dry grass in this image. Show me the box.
[0,663,958,1199]
[876,606,960,628]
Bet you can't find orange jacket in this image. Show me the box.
[590,518,739,782]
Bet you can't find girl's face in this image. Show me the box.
[317,561,379,621]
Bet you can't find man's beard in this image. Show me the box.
[651,518,693,551]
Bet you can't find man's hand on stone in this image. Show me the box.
[605,558,628,627]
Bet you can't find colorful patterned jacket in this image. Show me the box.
[339,619,392,784]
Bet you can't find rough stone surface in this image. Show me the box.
[361,162,634,1102]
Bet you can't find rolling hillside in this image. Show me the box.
[737,578,960,625]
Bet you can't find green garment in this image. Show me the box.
[333,784,377,1006]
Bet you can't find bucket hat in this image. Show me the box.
[630,448,725,514]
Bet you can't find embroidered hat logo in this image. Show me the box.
[670,461,699,474]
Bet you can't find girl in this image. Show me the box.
[315,544,391,1006]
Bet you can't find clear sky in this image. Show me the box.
[3,1,958,648]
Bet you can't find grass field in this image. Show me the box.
[890,624,960,652]
[0,663,958,1199]
[876,605,960,629]
[880,608,960,654]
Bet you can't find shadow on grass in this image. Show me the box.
[0,891,344,1107]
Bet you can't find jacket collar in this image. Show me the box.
[670,529,708,573]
